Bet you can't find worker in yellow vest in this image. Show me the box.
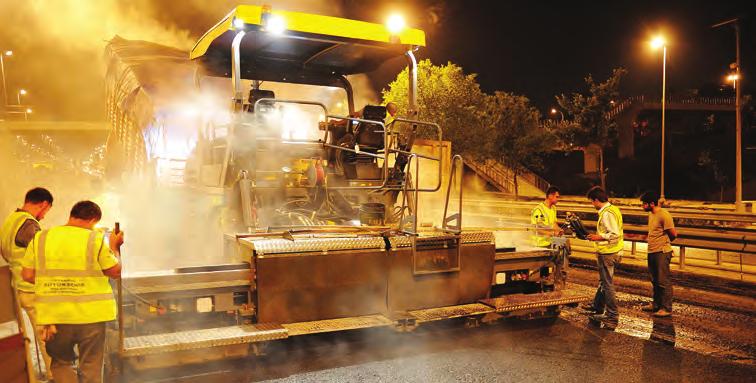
[0,187,54,382]
[582,186,624,330]
[21,200,124,383]
[530,186,563,247]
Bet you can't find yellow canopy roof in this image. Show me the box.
[190,5,426,82]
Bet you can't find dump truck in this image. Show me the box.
[103,5,590,380]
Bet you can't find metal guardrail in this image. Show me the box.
[574,219,755,270]
[460,198,756,279]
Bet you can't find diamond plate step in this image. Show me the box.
[282,314,394,336]
[408,303,495,323]
[479,289,591,313]
[122,323,287,357]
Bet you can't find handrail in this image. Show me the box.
[466,158,549,194]
[386,117,444,192]
[249,98,390,190]
[399,153,421,235]
[242,100,445,193]
[465,159,514,194]
[441,155,464,233]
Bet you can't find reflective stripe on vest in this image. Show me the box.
[34,228,116,325]
[35,293,115,303]
[0,211,38,291]
[531,203,555,247]
[38,229,99,274]
[597,205,624,254]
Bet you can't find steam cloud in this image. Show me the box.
[0,0,349,121]
[0,1,383,274]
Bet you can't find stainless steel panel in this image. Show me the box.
[387,242,495,312]
[125,279,250,295]
[123,269,252,292]
[256,249,389,323]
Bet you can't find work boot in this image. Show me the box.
[652,309,672,318]
[589,314,618,330]
[580,303,600,313]
[640,303,657,312]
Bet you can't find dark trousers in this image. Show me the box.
[647,251,673,312]
[45,322,107,383]
[593,252,619,320]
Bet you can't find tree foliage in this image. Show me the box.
[382,60,487,157]
[382,60,552,187]
[555,68,627,189]
[484,91,554,172]
[555,68,627,148]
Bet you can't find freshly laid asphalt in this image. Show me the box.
[133,281,755,383]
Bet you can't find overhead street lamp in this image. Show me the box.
[1,50,13,108]
[650,35,668,202]
[386,14,406,35]
[726,73,739,88]
[550,108,564,122]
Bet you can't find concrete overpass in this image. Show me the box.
[611,95,737,158]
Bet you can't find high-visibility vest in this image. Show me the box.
[531,202,556,247]
[597,204,624,254]
[0,210,38,292]
[31,226,116,325]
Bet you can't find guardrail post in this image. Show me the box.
[631,240,636,256]
[740,253,744,282]
[679,246,686,270]
[715,250,722,265]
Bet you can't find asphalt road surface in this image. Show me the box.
[134,281,755,383]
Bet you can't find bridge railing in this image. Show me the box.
[547,95,737,128]
[466,159,515,194]
[466,159,550,194]
[667,95,736,105]
[630,95,736,106]
[605,95,645,120]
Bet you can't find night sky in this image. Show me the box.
[0,0,752,119]
[354,0,754,112]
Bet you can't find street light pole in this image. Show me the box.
[734,23,743,212]
[0,50,11,108]
[651,36,668,201]
[713,18,744,212]
[660,44,667,201]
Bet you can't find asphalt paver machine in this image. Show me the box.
[107,5,590,379]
